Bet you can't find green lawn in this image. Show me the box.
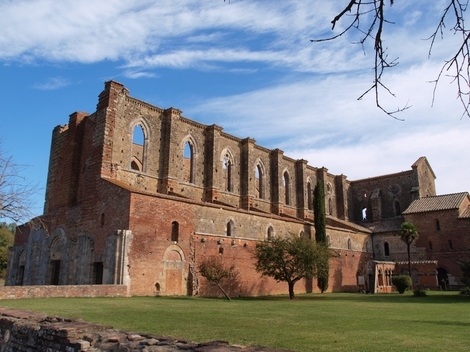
[1,292,469,351]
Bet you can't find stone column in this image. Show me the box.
[270,148,284,215]
[203,124,223,203]
[240,137,256,210]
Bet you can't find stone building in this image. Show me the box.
[5,81,470,296]
[401,192,470,289]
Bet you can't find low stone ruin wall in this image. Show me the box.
[0,308,290,351]
[0,285,129,300]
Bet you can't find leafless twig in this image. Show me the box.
[0,144,41,224]
[313,0,470,119]
[427,0,470,118]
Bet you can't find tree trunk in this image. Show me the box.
[288,281,295,300]
[407,242,413,290]
[217,283,231,301]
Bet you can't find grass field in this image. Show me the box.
[1,292,469,351]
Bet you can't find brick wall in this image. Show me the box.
[0,285,129,300]
[405,208,470,286]
[9,80,459,298]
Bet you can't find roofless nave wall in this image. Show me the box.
[7,80,463,298]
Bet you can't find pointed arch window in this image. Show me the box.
[226,220,235,237]
[267,226,274,241]
[171,221,179,243]
[394,200,401,216]
[16,251,26,286]
[386,270,392,286]
[222,152,233,192]
[347,238,352,250]
[255,163,265,199]
[131,125,145,172]
[183,141,195,183]
[283,171,291,205]
[307,181,313,210]
[93,262,103,284]
[50,260,61,285]
[384,242,390,256]
[328,198,333,215]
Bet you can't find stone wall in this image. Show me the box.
[124,187,372,296]
[0,285,129,300]
[348,157,436,223]
[405,207,470,288]
[8,80,452,298]
[95,80,350,218]
[0,308,289,352]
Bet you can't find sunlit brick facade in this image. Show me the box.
[6,81,469,296]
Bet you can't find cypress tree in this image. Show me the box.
[313,180,327,242]
[313,180,329,292]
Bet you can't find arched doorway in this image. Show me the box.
[163,245,186,295]
[49,235,65,285]
[437,267,449,290]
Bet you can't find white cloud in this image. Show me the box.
[1,0,468,197]
[32,77,70,90]
[123,70,156,79]
[0,1,362,68]
[1,0,455,79]
[187,58,470,195]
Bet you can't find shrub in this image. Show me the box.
[392,275,412,294]
[199,257,234,300]
[460,287,470,296]
[413,289,427,297]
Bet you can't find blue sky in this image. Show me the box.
[1,0,469,220]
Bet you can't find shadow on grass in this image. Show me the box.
[184,291,469,304]
[411,320,470,327]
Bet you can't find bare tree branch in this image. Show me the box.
[312,0,470,119]
[0,142,41,224]
[312,1,409,119]
[427,0,470,118]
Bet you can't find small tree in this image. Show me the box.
[313,180,329,292]
[400,222,419,283]
[199,257,234,301]
[254,235,328,299]
[313,180,327,243]
[392,275,412,294]
[459,260,470,287]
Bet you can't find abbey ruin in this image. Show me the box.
[5,81,470,297]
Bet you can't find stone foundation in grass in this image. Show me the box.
[0,308,290,352]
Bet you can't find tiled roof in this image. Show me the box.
[326,216,372,233]
[460,206,470,219]
[361,217,404,233]
[395,260,438,265]
[403,192,469,214]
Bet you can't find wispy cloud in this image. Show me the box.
[1,0,468,198]
[32,77,70,90]
[123,70,156,79]
[186,59,470,195]
[0,0,451,77]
